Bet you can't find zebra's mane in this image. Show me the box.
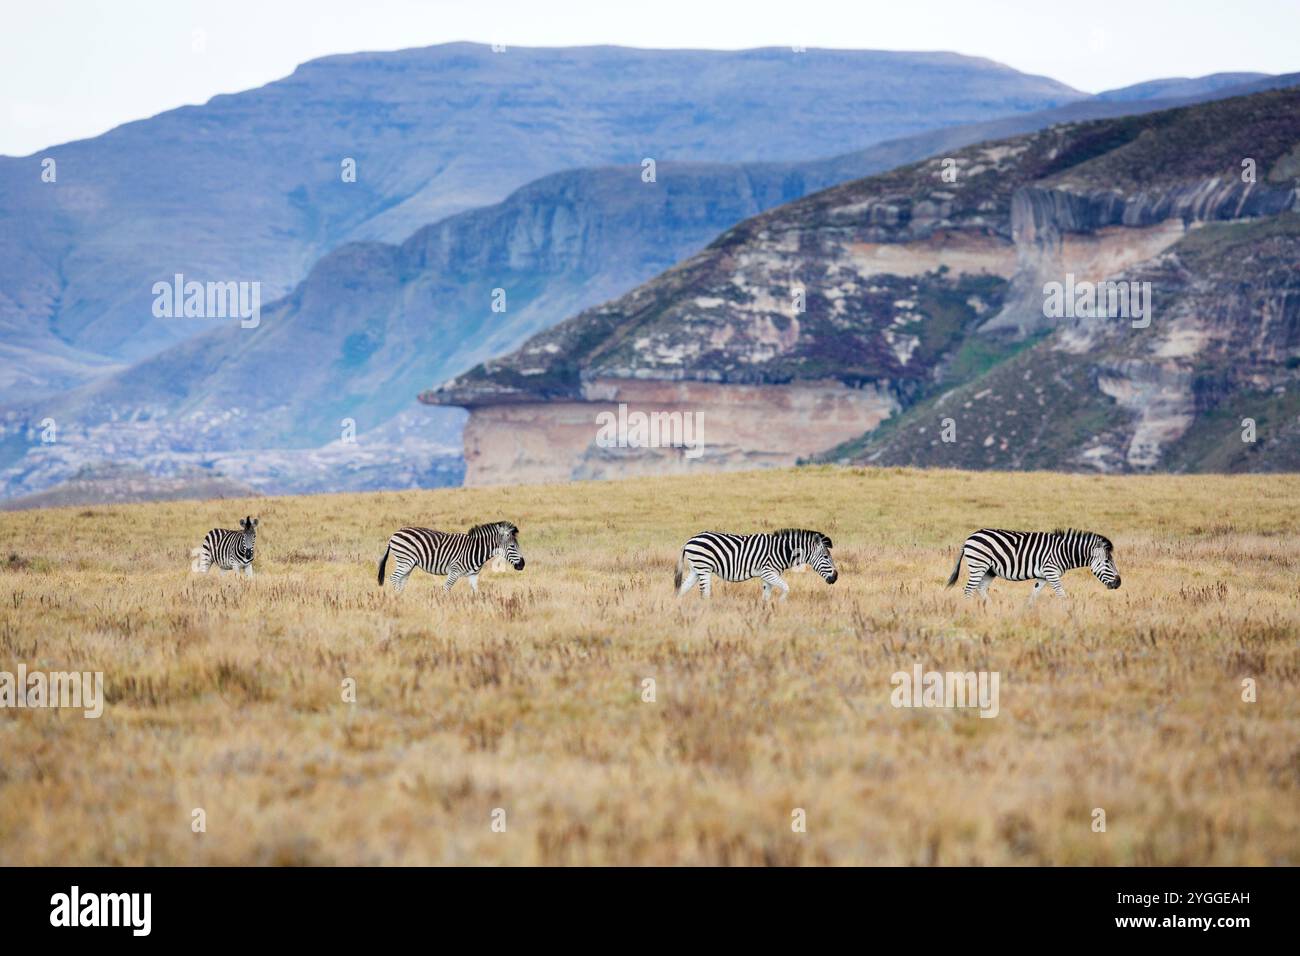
[468,521,518,537]
[1050,528,1111,551]
[773,528,833,549]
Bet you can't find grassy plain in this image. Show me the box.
[1,466,1297,865]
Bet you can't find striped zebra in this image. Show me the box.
[196,516,258,576]
[675,529,837,600]
[945,528,1121,601]
[377,521,524,594]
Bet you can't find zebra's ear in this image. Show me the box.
[239,517,248,530]
[821,535,833,549]
[252,518,258,528]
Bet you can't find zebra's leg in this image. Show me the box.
[443,568,463,592]
[391,561,413,594]
[1028,579,1046,605]
[243,563,254,579]
[759,569,788,601]
[976,571,993,601]
[697,571,713,598]
[1044,568,1066,598]
[963,561,989,597]
[466,572,479,594]
[677,566,699,598]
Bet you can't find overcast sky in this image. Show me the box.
[3,0,1298,156]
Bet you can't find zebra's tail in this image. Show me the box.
[378,544,390,586]
[945,548,964,589]
[674,551,685,591]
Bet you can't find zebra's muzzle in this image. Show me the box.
[513,559,525,570]
[1108,576,1121,589]
[827,571,838,584]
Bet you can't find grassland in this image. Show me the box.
[1,466,1297,865]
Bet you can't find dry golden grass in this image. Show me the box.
[1,466,1297,865]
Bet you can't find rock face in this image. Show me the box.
[852,215,1300,473]
[425,87,1300,479]
[461,378,896,485]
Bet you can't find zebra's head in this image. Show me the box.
[1088,533,1120,589]
[238,516,258,560]
[810,532,838,584]
[496,521,525,570]
[781,529,837,584]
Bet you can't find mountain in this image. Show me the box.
[1094,72,1267,102]
[6,71,1299,501]
[0,43,1085,402]
[23,162,826,446]
[801,71,1300,188]
[423,87,1300,482]
[0,161,834,501]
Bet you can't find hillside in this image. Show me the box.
[1,467,1296,864]
[0,43,1084,399]
[836,214,1300,472]
[19,162,831,447]
[425,87,1300,482]
[0,463,256,511]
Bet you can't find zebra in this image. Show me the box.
[377,521,524,594]
[945,528,1121,601]
[675,529,837,600]
[196,516,258,576]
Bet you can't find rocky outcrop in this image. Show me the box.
[426,87,1300,479]
[986,176,1298,336]
[461,378,896,485]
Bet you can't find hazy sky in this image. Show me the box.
[4,0,1298,156]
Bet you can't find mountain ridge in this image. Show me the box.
[0,42,1085,393]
